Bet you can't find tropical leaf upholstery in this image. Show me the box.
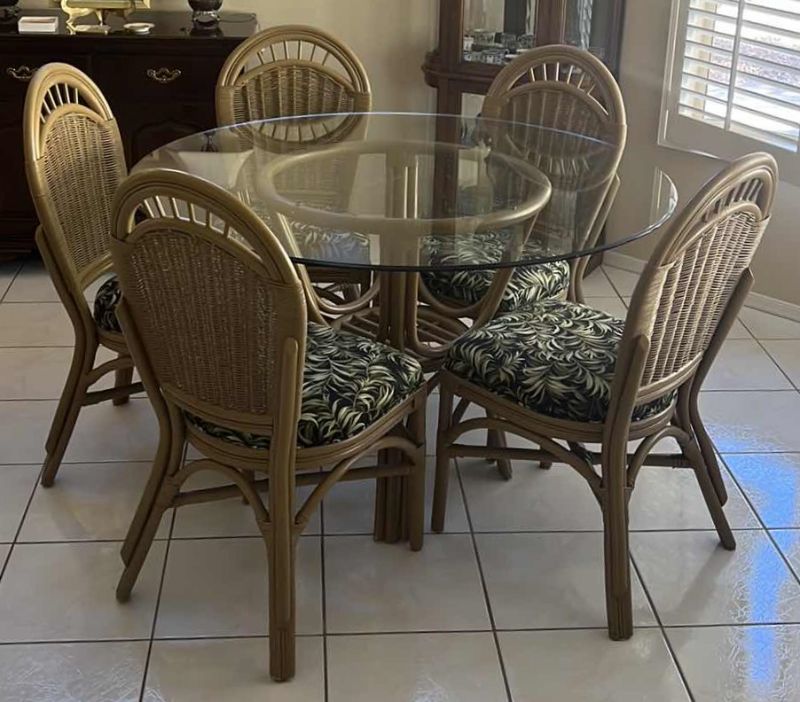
[445,299,674,423]
[188,323,424,449]
[421,229,570,313]
[94,275,122,333]
[291,220,371,266]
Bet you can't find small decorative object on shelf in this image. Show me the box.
[54,0,150,33]
[188,0,222,26]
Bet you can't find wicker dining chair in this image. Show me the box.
[216,24,373,300]
[420,45,627,315]
[432,153,777,641]
[23,62,143,487]
[111,169,427,682]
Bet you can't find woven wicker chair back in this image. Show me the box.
[111,169,307,436]
[482,46,626,251]
[23,63,127,292]
[216,25,372,133]
[626,153,777,398]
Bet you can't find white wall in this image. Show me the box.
[608,0,800,306]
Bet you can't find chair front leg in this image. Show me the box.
[601,432,633,641]
[267,526,296,682]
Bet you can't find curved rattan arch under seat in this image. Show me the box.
[110,168,427,683]
[22,62,144,488]
[433,152,778,642]
[420,45,627,321]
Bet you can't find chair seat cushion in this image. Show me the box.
[93,275,122,333]
[421,230,570,313]
[445,300,673,423]
[188,323,424,449]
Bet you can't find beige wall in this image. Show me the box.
[609,0,800,306]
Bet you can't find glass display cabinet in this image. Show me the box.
[423,0,626,117]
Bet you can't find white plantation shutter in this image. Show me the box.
[662,0,800,182]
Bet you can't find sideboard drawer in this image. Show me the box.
[93,54,222,101]
[0,55,89,99]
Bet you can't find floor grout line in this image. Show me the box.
[453,456,515,702]
[0,458,45,584]
[751,337,800,392]
[137,490,178,702]
[0,260,24,305]
[320,501,330,702]
[630,554,697,702]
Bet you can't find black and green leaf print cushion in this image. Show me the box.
[420,230,570,313]
[445,299,673,423]
[189,323,424,449]
[94,276,122,333]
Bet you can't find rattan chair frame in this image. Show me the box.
[110,169,427,683]
[216,24,374,302]
[432,152,777,641]
[419,45,627,319]
[23,63,144,487]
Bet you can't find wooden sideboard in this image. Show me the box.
[0,9,257,259]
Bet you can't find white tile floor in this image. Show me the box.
[1,263,800,701]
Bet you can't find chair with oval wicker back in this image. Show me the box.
[110,168,427,682]
[432,152,777,641]
[420,45,627,316]
[216,25,373,302]
[23,62,144,488]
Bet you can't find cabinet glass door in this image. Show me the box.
[563,0,613,61]
[463,0,537,65]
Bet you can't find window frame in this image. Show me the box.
[660,0,800,185]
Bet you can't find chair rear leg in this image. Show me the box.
[432,384,454,533]
[41,344,94,487]
[683,437,736,550]
[117,473,178,602]
[112,361,134,406]
[690,395,728,505]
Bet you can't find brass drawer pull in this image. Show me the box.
[146,67,182,84]
[6,65,34,82]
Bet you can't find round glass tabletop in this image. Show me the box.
[135,112,677,272]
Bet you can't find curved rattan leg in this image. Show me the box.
[431,383,454,533]
[41,373,90,487]
[117,475,178,602]
[112,361,134,406]
[682,435,736,550]
[41,341,94,486]
[690,403,728,506]
[602,436,633,641]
